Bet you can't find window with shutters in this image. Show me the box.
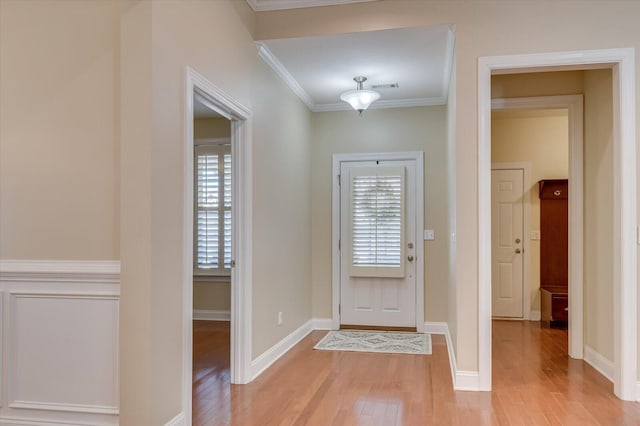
[194,142,231,276]
[349,166,405,278]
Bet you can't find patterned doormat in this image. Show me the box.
[314,330,432,355]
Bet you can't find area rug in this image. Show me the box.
[314,330,432,355]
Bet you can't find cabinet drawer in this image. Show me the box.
[551,294,568,321]
[539,179,568,200]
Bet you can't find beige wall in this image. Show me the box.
[119,0,311,423]
[193,281,231,311]
[492,71,586,99]
[193,117,232,312]
[251,57,312,357]
[254,0,640,373]
[311,106,448,323]
[194,117,231,139]
[491,110,569,315]
[583,69,614,362]
[0,0,119,260]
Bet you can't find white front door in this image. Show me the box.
[491,168,524,318]
[339,160,417,328]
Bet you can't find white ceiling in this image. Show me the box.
[246,0,377,12]
[257,25,454,112]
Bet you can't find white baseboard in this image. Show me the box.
[583,345,614,382]
[312,318,333,330]
[423,321,449,335]
[193,309,230,321]
[424,321,481,391]
[637,381,640,402]
[165,412,186,426]
[251,319,314,381]
[529,310,541,321]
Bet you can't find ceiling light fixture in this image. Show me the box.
[340,76,381,115]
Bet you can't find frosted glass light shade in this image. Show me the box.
[340,89,381,112]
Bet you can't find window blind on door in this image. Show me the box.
[349,166,405,278]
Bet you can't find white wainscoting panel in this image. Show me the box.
[0,260,120,426]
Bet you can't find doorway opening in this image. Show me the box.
[191,94,233,424]
[478,49,637,400]
[491,95,582,331]
[183,67,252,425]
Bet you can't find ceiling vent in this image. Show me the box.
[371,83,399,89]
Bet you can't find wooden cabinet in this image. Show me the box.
[540,287,568,328]
[538,179,568,328]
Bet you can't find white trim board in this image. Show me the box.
[478,48,637,400]
[251,320,314,380]
[331,151,425,332]
[312,318,333,330]
[193,309,231,321]
[184,67,254,426]
[583,345,614,383]
[0,260,120,283]
[424,322,479,391]
[165,412,186,426]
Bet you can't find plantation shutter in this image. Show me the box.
[195,144,231,276]
[349,166,405,278]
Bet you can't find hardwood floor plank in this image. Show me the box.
[192,320,640,425]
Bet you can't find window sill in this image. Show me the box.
[193,274,231,283]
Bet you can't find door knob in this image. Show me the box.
[515,249,521,254]
[515,238,521,244]
[407,255,414,262]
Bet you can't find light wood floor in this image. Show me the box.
[192,320,640,425]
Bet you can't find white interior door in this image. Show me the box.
[491,168,524,318]
[339,160,417,328]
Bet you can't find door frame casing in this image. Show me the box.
[184,67,253,424]
[331,151,425,332]
[478,49,636,400]
[490,163,531,320]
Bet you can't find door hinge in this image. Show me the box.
[338,174,341,185]
[339,304,341,314]
[338,239,341,250]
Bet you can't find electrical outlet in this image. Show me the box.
[278,311,283,326]
[530,230,541,240]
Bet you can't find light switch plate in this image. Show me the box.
[530,230,541,240]
[424,229,435,240]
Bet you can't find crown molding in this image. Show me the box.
[441,26,455,103]
[257,43,315,110]
[247,0,376,12]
